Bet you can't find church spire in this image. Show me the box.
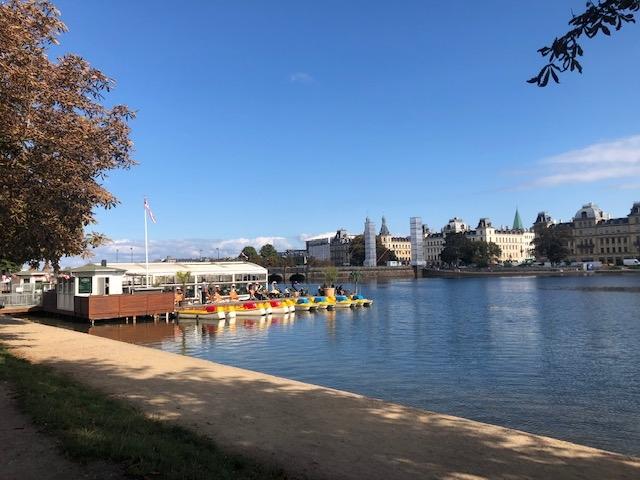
[512,208,524,230]
[379,216,390,236]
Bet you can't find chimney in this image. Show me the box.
[101,260,107,267]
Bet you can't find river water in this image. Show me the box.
[46,275,640,455]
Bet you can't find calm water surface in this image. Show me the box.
[72,275,640,454]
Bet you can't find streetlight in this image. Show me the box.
[116,248,119,263]
[130,247,133,262]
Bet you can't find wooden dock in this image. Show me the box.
[41,290,174,322]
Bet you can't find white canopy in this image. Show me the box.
[97,261,267,278]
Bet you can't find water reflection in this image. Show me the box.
[28,275,640,455]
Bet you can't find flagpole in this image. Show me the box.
[144,198,149,287]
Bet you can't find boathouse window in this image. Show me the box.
[78,277,92,294]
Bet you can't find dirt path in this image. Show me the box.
[0,380,125,480]
[1,316,639,480]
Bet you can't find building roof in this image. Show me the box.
[63,263,127,274]
[14,270,49,277]
[512,208,524,230]
[103,261,267,277]
[379,216,390,236]
[574,202,610,221]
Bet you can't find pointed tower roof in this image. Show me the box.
[379,216,390,236]
[512,208,524,230]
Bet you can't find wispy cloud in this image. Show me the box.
[289,72,314,84]
[298,231,335,242]
[516,135,640,189]
[60,236,299,268]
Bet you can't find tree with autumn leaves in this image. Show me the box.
[0,0,135,271]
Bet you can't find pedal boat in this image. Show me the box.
[284,299,296,313]
[268,300,290,314]
[351,294,373,307]
[332,295,354,308]
[312,296,331,310]
[294,297,316,311]
[178,305,225,320]
[234,302,267,316]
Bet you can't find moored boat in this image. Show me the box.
[294,297,316,311]
[332,295,354,308]
[178,305,226,320]
[234,301,267,316]
[312,296,331,310]
[284,299,296,313]
[350,294,373,307]
[268,300,290,314]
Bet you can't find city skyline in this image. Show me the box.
[63,198,640,267]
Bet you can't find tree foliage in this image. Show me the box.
[440,233,472,266]
[440,233,501,267]
[348,235,398,266]
[532,227,571,264]
[239,246,259,262]
[258,244,280,267]
[0,0,135,270]
[175,271,191,291]
[323,266,338,285]
[0,258,21,274]
[529,0,639,86]
[472,241,502,268]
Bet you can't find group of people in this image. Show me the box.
[175,280,319,305]
[201,283,241,303]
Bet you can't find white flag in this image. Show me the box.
[144,198,157,223]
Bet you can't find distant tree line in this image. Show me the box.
[439,233,502,267]
[531,227,571,264]
[348,235,398,266]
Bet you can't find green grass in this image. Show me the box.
[0,346,288,480]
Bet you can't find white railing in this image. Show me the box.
[0,291,43,307]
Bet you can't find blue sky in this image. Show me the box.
[52,0,640,262]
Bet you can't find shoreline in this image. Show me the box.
[422,268,640,278]
[1,315,638,480]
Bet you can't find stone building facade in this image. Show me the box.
[330,229,355,266]
[534,202,640,265]
[470,217,535,263]
[423,211,534,265]
[378,216,412,264]
[306,237,331,262]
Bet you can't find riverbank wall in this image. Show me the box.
[422,268,640,278]
[305,266,415,282]
[1,315,638,480]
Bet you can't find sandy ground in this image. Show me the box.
[0,380,125,480]
[1,316,639,480]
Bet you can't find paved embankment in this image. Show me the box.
[1,316,639,480]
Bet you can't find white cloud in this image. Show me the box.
[298,231,335,242]
[289,72,314,84]
[517,135,640,189]
[60,236,300,268]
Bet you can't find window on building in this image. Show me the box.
[78,277,92,294]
